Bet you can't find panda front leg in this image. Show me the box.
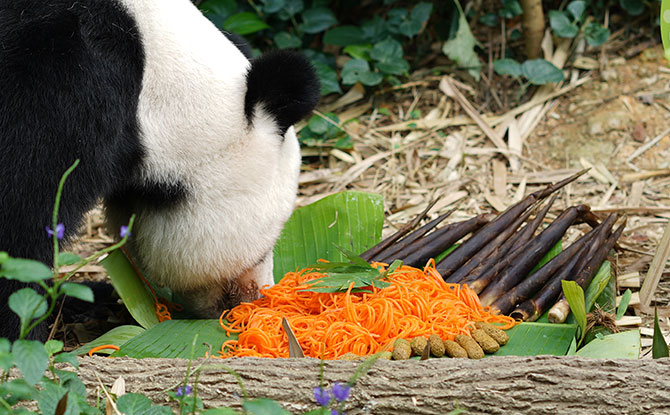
[178,252,274,318]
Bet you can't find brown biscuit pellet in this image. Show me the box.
[339,352,361,361]
[377,351,393,360]
[428,334,445,357]
[410,336,428,357]
[454,334,485,359]
[474,321,509,345]
[471,329,500,354]
[392,339,411,360]
[443,340,468,358]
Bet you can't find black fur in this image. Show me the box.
[0,0,145,340]
[244,51,320,136]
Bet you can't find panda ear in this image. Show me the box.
[244,50,320,135]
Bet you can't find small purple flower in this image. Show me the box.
[120,225,130,238]
[331,382,351,403]
[313,386,331,406]
[46,223,65,240]
[176,385,192,397]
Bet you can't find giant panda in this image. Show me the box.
[0,0,320,340]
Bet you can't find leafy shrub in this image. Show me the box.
[197,0,437,95]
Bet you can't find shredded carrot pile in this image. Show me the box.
[217,262,516,359]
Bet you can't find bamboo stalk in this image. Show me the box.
[360,199,439,261]
[547,219,626,323]
[398,214,491,268]
[489,213,618,315]
[478,205,588,307]
[372,208,455,263]
[453,196,556,285]
[437,170,587,279]
[510,218,613,321]
[520,0,545,59]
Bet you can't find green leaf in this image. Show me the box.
[521,59,564,85]
[619,0,644,16]
[73,325,145,356]
[561,280,586,345]
[370,38,406,75]
[312,61,341,95]
[584,261,611,312]
[273,31,302,49]
[101,250,160,329]
[198,0,236,18]
[323,26,366,46]
[243,399,290,415]
[0,338,12,371]
[273,192,384,282]
[261,0,285,14]
[616,289,632,320]
[281,0,304,17]
[44,340,63,355]
[575,330,640,359]
[114,320,231,359]
[60,282,94,303]
[493,58,522,78]
[491,322,578,356]
[307,115,332,135]
[9,288,48,326]
[57,252,82,266]
[341,59,384,86]
[549,10,579,38]
[585,23,610,47]
[53,352,79,369]
[12,340,49,385]
[343,44,372,61]
[442,2,481,81]
[117,393,152,415]
[300,7,337,34]
[397,2,433,37]
[567,1,586,21]
[478,13,499,27]
[499,0,522,19]
[223,13,270,35]
[653,308,669,359]
[374,60,409,76]
[202,409,241,415]
[0,379,36,404]
[0,258,52,282]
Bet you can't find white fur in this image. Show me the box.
[113,0,300,295]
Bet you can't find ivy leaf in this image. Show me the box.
[343,44,372,61]
[442,2,481,80]
[479,13,499,27]
[273,31,302,49]
[323,26,366,46]
[370,38,408,75]
[341,59,383,86]
[397,2,433,37]
[44,340,64,355]
[12,340,49,385]
[549,10,579,38]
[567,0,586,21]
[493,58,522,78]
[521,59,564,85]
[0,258,52,282]
[310,61,341,95]
[60,283,94,303]
[619,0,644,16]
[300,7,337,34]
[223,12,270,35]
[585,23,610,47]
[260,0,285,14]
[53,352,79,369]
[499,0,522,19]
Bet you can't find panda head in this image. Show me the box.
[104,0,320,317]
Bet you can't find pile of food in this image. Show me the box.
[218,263,515,359]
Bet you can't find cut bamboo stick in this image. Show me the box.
[478,205,587,307]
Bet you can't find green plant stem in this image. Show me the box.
[52,159,80,271]
[22,288,58,339]
[61,215,135,281]
[0,396,12,411]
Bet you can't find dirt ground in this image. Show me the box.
[62,40,670,356]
